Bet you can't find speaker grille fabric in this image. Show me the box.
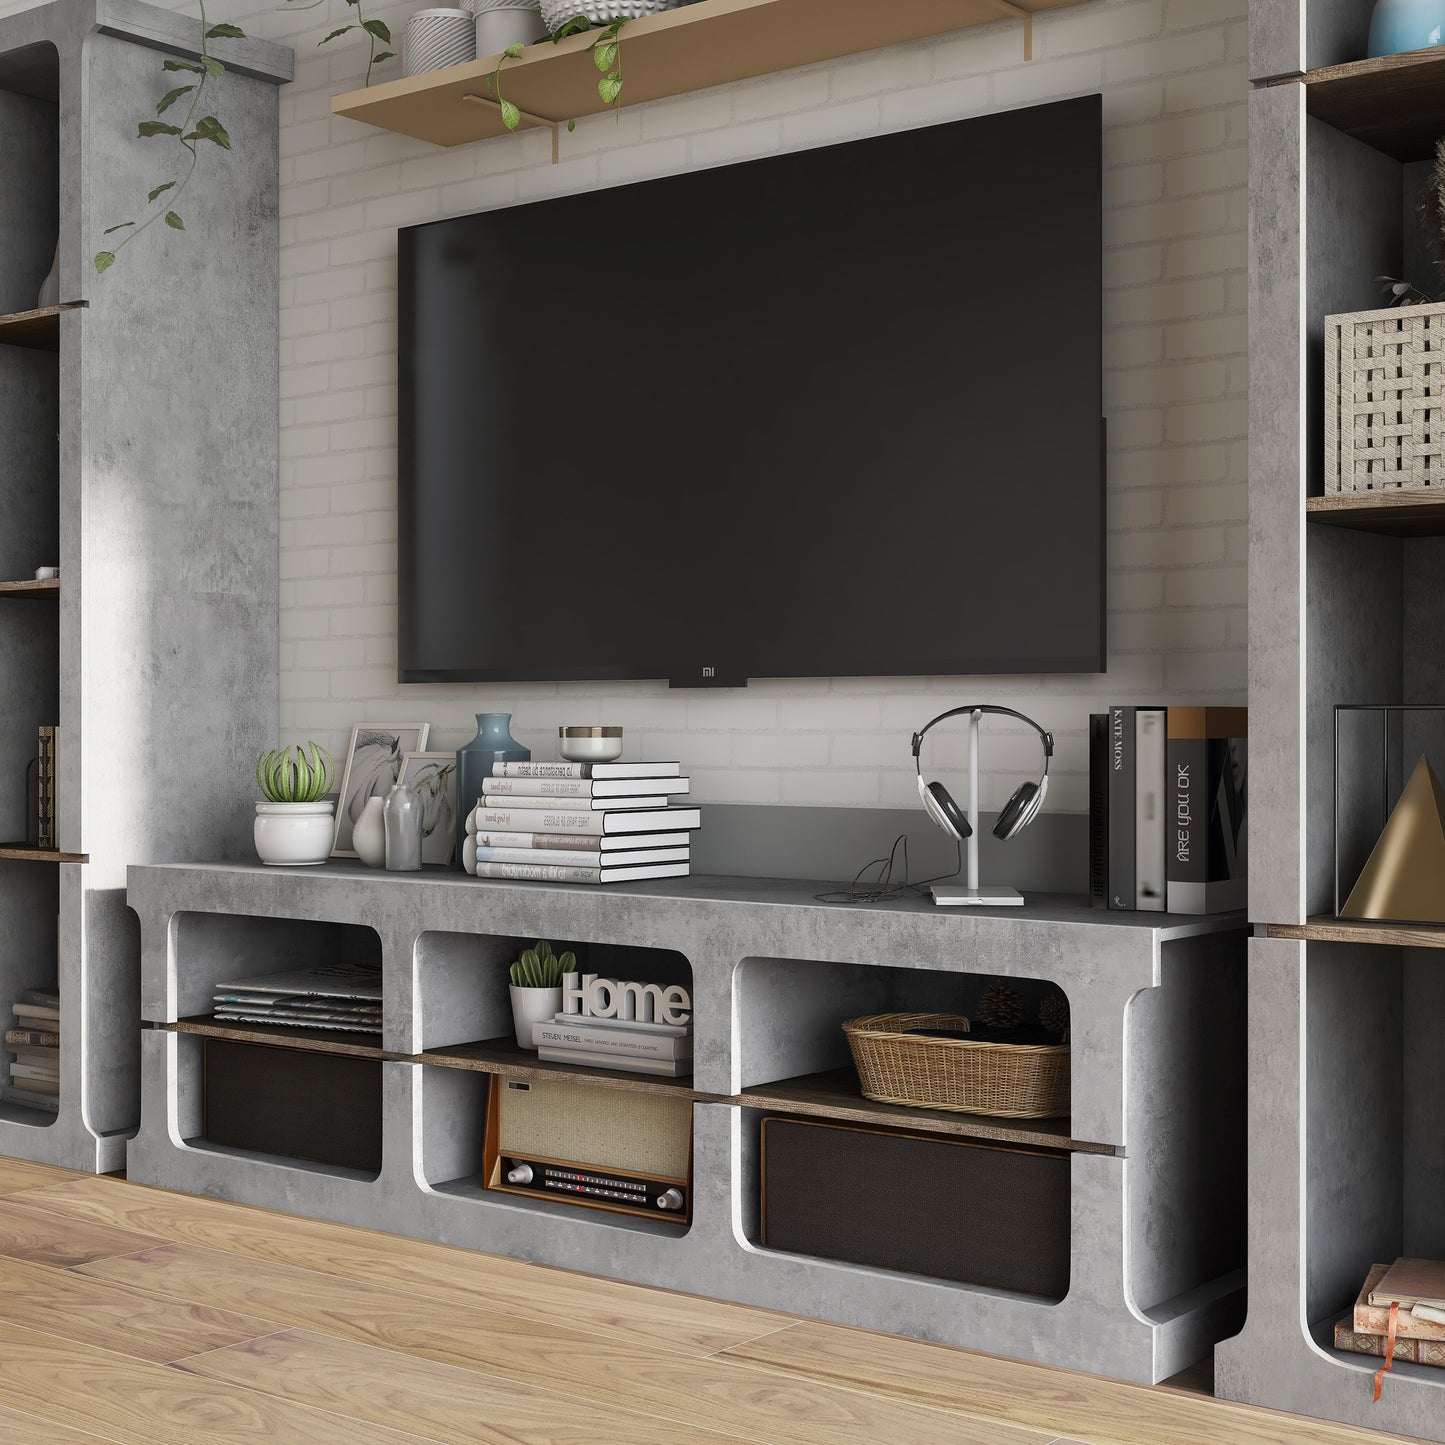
[762,1117,1069,1300]
[498,1079,691,1179]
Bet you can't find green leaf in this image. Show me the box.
[361,18,391,41]
[319,24,354,43]
[206,22,245,38]
[164,210,185,230]
[138,120,182,138]
[147,181,176,202]
[163,58,203,72]
[597,74,623,105]
[203,56,225,77]
[373,50,394,63]
[550,15,590,41]
[593,41,617,71]
[102,221,136,234]
[94,250,115,273]
[502,42,524,57]
[567,117,576,132]
[186,115,232,149]
[500,98,520,132]
[601,20,623,39]
[156,84,194,114]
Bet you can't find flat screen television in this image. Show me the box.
[399,95,1104,686]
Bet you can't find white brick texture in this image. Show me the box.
[10,0,1248,808]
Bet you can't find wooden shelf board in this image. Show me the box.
[0,845,86,864]
[419,1036,701,1099]
[0,301,86,352]
[735,1068,1113,1155]
[1307,491,1445,537]
[0,579,58,598]
[1267,916,1445,949]
[161,1016,386,1061]
[332,0,1085,147]
[1296,47,1445,161]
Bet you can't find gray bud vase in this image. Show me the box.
[384,783,423,871]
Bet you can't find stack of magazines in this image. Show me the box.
[463,759,700,884]
[212,962,382,1035]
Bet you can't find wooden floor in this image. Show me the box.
[0,1159,1416,1444]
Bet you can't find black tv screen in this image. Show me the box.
[399,95,1104,685]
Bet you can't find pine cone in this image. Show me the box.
[976,980,1024,1031]
[1040,991,1070,1038]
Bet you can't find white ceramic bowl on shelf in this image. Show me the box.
[558,726,624,763]
[538,0,679,31]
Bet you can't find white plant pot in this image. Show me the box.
[476,6,547,55]
[254,801,335,867]
[509,984,562,1050]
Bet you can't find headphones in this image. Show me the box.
[912,706,1054,844]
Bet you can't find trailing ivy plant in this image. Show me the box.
[94,1,240,274]
[286,0,394,88]
[490,17,629,137]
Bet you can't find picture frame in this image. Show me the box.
[332,723,430,857]
[397,751,459,868]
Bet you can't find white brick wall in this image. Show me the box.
[9,0,1249,813]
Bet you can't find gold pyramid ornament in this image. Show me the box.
[1341,754,1445,923]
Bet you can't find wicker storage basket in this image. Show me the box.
[1327,302,1445,494]
[843,1012,1069,1120]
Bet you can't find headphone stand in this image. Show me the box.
[932,710,1025,908]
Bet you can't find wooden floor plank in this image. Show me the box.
[79,1244,1049,1445]
[176,1327,757,1445]
[0,1194,166,1266]
[22,1175,788,1356]
[0,1319,430,1444]
[721,1321,1417,1445]
[0,1253,281,1365]
[0,1399,121,1443]
[0,1159,85,1197]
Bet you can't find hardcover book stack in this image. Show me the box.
[212,962,383,1036]
[1335,1259,1445,1372]
[1089,706,1247,915]
[463,759,699,885]
[6,987,60,1113]
[532,1007,693,1078]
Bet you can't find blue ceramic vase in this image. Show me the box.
[1369,0,1445,56]
[455,713,530,867]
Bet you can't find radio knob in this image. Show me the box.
[656,1188,685,1212]
[506,1163,534,1185]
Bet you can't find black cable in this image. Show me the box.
[813,834,963,906]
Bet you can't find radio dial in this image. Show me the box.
[506,1163,534,1185]
[656,1188,685,1212]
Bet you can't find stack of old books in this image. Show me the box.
[6,987,59,1113]
[463,759,699,885]
[532,1007,693,1078]
[1335,1258,1445,1369]
[212,962,382,1036]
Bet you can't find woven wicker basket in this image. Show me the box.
[1327,302,1445,494]
[843,1012,1069,1120]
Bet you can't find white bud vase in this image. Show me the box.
[353,796,386,868]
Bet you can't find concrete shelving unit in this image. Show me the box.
[0,0,288,1170]
[128,861,1247,1385]
[1215,2,1445,1435]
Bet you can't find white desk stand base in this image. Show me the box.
[932,885,1025,907]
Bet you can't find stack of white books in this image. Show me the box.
[531,1010,693,1078]
[212,963,382,1035]
[463,760,699,885]
[6,988,60,1112]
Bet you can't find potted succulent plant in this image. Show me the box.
[509,939,574,1050]
[254,743,335,866]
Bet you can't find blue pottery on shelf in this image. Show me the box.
[455,713,530,867]
[1369,0,1445,56]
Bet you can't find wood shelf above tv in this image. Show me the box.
[0,302,86,352]
[1307,491,1445,537]
[1267,917,1445,949]
[1294,46,1445,162]
[0,579,59,599]
[332,0,1085,149]
[0,845,86,864]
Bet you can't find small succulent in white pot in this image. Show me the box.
[509,940,574,1050]
[254,743,335,867]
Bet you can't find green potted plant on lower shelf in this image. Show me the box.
[253,743,335,867]
[509,940,575,1050]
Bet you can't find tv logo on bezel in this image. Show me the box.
[702,666,715,678]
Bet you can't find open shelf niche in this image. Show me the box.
[331,0,1087,151]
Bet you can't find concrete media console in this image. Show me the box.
[127,862,1247,1384]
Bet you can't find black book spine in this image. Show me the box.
[1108,705,1136,910]
[1089,713,1109,909]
